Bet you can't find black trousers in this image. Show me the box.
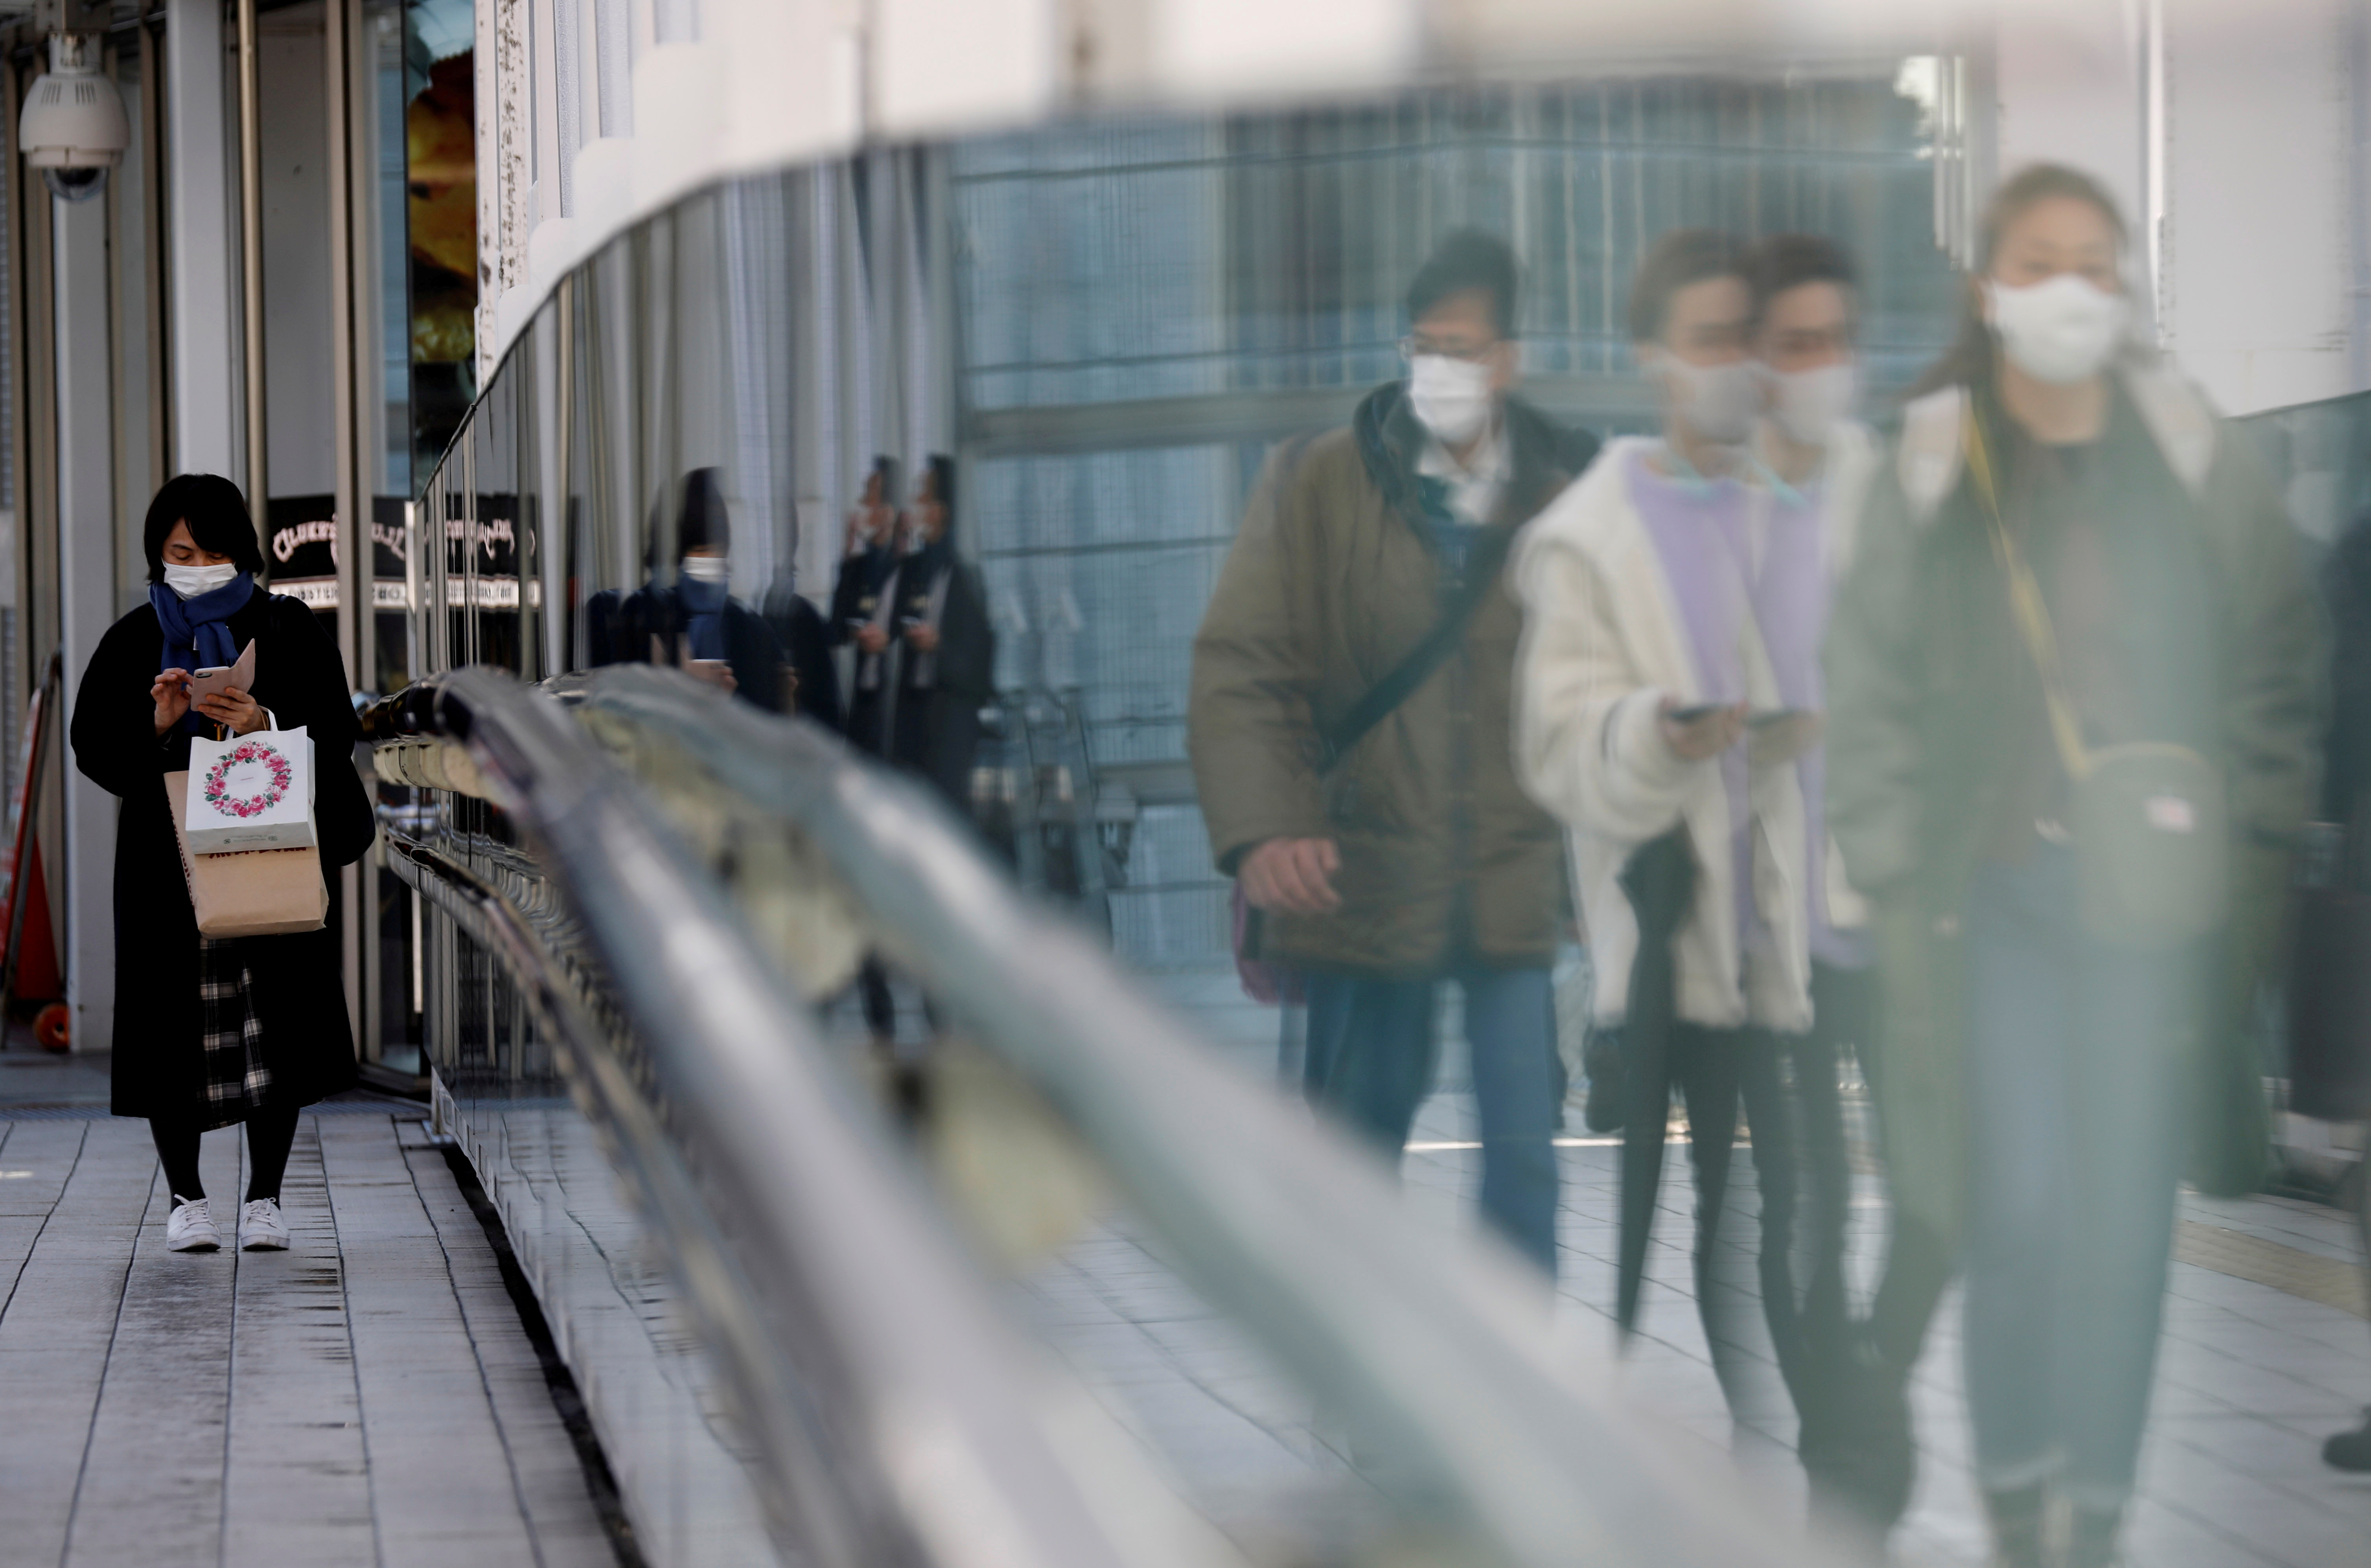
[150,1105,302,1204]
[1614,965,1872,1433]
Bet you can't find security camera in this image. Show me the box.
[19,34,127,204]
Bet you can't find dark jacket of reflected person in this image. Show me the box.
[588,469,791,713]
[1189,266,1598,975]
[70,474,379,1120]
[881,456,995,809]
[830,457,908,757]
[760,572,844,735]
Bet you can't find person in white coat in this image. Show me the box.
[1509,229,1878,1476]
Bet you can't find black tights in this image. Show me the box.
[150,1107,301,1204]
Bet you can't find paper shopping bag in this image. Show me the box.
[183,726,317,853]
[164,773,328,937]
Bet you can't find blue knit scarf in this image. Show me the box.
[677,577,729,661]
[151,574,256,735]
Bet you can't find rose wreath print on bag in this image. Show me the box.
[182,723,318,854]
[202,739,293,819]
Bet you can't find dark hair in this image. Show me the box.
[143,473,263,584]
[1745,233,1857,328]
[923,454,957,540]
[1627,229,1747,345]
[868,454,900,502]
[1911,163,2129,395]
[678,467,731,556]
[1407,229,1519,340]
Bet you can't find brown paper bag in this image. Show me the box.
[164,772,329,937]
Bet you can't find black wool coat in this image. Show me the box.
[888,562,996,809]
[70,589,378,1121]
[760,586,845,734]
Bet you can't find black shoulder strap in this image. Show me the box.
[1317,522,1516,772]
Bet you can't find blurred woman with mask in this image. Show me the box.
[594,469,790,712]
[1513,229,1828,1425]
[1826,165,2322,1568]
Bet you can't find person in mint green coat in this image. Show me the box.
[1824,164,2324,1567]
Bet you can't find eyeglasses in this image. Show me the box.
[1398,336,1500,364]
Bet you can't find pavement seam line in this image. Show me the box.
[217,1125,247,1568]
[318,1114,390,1568]
[57,1142,159,1568]
[397,1124,552,1568]
[0,1119,83,1327]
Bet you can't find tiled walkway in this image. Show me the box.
[11,1028,2367,1568]
[1020,1093,2371,1568]
[0,1097,616,1568]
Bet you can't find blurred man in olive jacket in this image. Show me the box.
[1188,232,1596,1275]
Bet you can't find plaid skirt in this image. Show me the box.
[195,936,272,1131]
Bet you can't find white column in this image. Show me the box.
[2161,0,2360,414]
[55,196,117,1054]
[1993,1,2148,244]
[167,0,238,480]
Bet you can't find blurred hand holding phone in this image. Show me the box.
[1658,697,1749,761]
[1747,707,1824,769]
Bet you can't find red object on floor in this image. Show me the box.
[32,1002,66,1052]
[4,840,62,1007]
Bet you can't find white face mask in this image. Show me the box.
[1651,351,1761,446]
[162,561,239,600]
[1985,274,2128,385]
[679,554,731,584]
[1760,360,1859,448]
[1407,354,1497,445]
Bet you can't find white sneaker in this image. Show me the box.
[166,1196,220,1252]
[237,1198,290,1252]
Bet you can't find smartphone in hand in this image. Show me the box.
[185,641,257,705]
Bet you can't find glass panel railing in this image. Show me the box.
[368,666,1832,1568]
[364,670,1255,1568]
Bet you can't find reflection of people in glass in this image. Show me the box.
[760,556,844,733]
[831,457,905,755]
[1826,165,2322,1568]
[841,455,994,1052]
[1512,230,1829,1421]
[2311,500,2371,1476]
[887,456,995,808]
[1190,231,1598,1277]
[592,469,791,712]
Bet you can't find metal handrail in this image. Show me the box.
[369,668,1237,1568]
[549,664,1835,1568]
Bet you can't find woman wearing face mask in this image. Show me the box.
[1825,165,2322,1567]
[594,468,791,712]
[68,474,378,1256]
[1511,229,1826,1428]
